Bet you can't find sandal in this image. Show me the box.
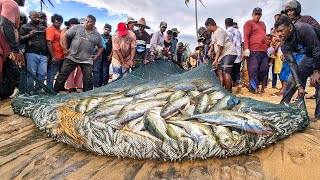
[306,94,316,99]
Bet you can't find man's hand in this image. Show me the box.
[107,55,112,61]
[243,49,250,57]
[212,59,218,69]
[310,71,320,86]
[63,48,70,56]
[207,51,212,58]
[92,55,99,61]
[297,86,306,97]
[10,52,25,67]
[29,30,36,38]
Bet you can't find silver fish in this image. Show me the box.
[212,125,234,149]
[191,79,215,91]
[103,96,134,106]
[134,87,168,99]
[86,97,105,112]
[154,92,174,100]
[118,100,167,124]
[167,124,191,140]
[195,94,210,114]
[208,95,232,111]
[174,82,197,91]
[89,104,125,118]
[75,98,90,113]
[144,107,172,140]
[168,121,206,143]
[188,110,273,135]
[125,83,158,97]
[126,117,145,132]
[167,90,186,102]
[188,91,201,97]
[161,96,190,118]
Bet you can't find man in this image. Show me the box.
[284,0,320,29]
[92,31,106,88]
[243,7,268,94]
[19,11,48,94]
[197,27,211,61]
[46,14,64,89]
[225,18,242,86]
[134,17,151,67]
[38,11,47,28]
[176,42,184,64]
[276,15,320,120]
[101,23,112,85]
[150,22,167,60]
[206,18,238,92]
[54,15,103,92]
[170,28,179,60]
[0,0,25,98]
[126,17,136,31]
[111,22,136,81]
[284,0,320,99]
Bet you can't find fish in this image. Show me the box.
[161,96,190,118]
[194,94,210,114]
[167,124,191,140]
[125,83,158,97]
[103,96,134,106]
[154,92,174,100]
[167,90,186,102]
[191,79,215,91]
[134,87,168,99]
[168,121,206,143]
[144,107,172,140]
[188,91,201,97]
[174,82,197,91]
[187,110,273,135]
[89,104,125,118]
[75,98,90,113]
[86,97,105,112]
[208,95,233,111]
[212,125,234,149]
[117,99,167,124]
[126,117,145,132]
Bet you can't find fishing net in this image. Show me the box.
[12,60,309,160]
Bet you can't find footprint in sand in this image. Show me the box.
[288,148,307,165]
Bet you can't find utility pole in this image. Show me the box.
[195,0,199,41]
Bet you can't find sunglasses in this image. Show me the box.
[161,26,167,29]
[254,13,262,16]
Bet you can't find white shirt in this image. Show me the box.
[226,26,243,63]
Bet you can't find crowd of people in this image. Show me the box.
[1,0,320,120]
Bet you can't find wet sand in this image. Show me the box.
[1,85,320,179]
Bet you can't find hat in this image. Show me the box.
[104,23,112,29]
[135,18,150,29]
[160,21,167,28]
[166,30,173,35]
[171,28,180,34]
[64,18,80,26]
[253,7,262,14]
[38,11,46,18]
[117,22,128,36]
[126,17,137,24]
[197,27,207,37]
[178,42,184,47]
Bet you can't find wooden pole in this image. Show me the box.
[195,0,199,42]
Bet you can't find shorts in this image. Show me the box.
[217,55,236,75]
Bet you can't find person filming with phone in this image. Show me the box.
[19,11,48,95]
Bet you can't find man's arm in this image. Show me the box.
[0,16,19,52]
[243,21,251,50]
[150,32,158,54]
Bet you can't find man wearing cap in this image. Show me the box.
[197,27,211,61]
[150,22,167,60]
[126,17,136,31]
[111,22,136,80]
[176,42,184,64]
[101,23,112,85]
[170,28,179,60]
[54,15,103,92]
[243,7,268,94]
[38,11,47,28]
[134,17,151,67]
[46,14,64,89]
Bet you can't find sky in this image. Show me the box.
[19,0,320,50]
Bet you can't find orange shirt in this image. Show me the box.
[46,25,64,59]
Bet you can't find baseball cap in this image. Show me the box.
[253,7,262,14]
[160,22,167,28]
[117,22,128,36]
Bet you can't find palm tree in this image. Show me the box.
[185,0,205,41]
[40,0,54,12]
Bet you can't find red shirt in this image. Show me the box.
[46,25,64,59]
[243,20,268,52]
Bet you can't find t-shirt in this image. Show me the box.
[112,31,136,63]
[65,25,103,65]
[243,20,268,52]
[46,25,64,59]
[211,27,237,62]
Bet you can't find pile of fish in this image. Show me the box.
[12,60,309,160]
